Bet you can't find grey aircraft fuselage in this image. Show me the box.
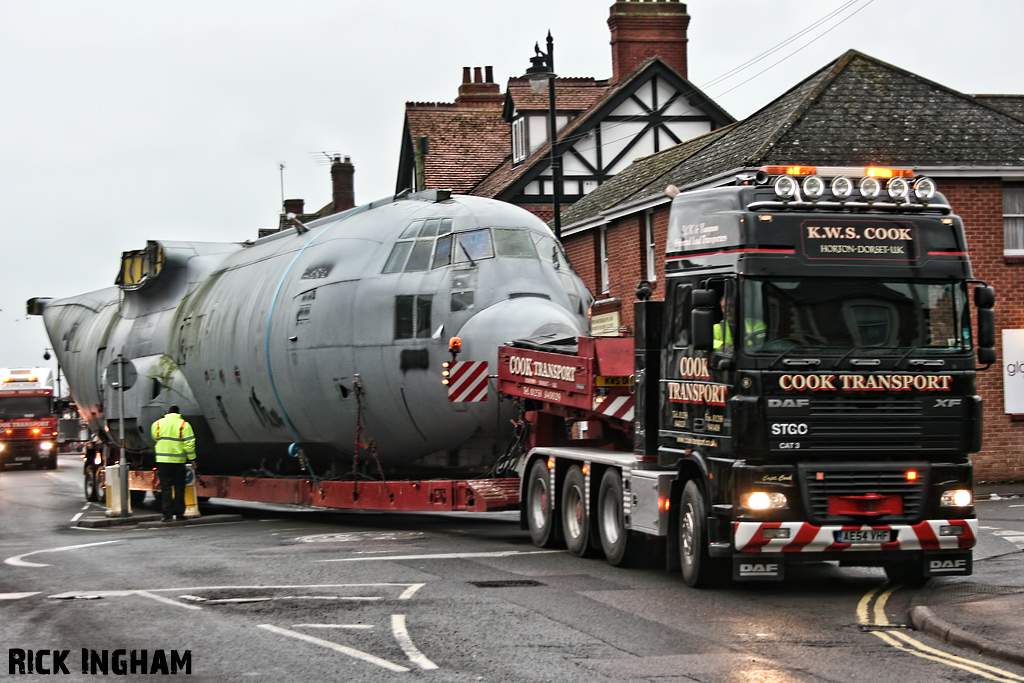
[36,192,591,476]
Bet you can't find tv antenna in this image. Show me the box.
[310,151,343,166]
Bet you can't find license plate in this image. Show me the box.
[836,529,891,543]
[15,456,31,462]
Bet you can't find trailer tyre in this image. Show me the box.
[597,469,634,566]
[526,460,563,549]
[679,480,726,587]
[84,466,100,502]
[562,466,593,557]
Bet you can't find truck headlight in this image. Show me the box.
[744,491,788,510]
[940,489,972,507]
[39,441,54,451]
[0,443,5,452]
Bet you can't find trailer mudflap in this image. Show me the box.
[734,555,785,581]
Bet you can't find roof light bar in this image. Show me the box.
[760,165,914,179]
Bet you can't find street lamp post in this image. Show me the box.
[43,348,62,399]
[525,31,562,240]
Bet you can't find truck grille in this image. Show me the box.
[798,464,927,524]
[771,394,965,452]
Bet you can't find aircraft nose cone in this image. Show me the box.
[456,297,586,361]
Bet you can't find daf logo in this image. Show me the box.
[739,563,780,575]
[930,559,967,571]
[768,398,810,408]
[934,398,962,408]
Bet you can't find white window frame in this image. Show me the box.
[645,209,657,282]
[1005,182,1024,255]
[512,117,528,164]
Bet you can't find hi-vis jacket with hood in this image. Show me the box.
[151,412,196,464]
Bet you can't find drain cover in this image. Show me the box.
[469,580,545,588]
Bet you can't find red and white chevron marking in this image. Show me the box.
[733,519,978,553]
[592,395,634,421]
[447,361,489,402]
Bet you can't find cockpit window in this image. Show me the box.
[433,235,453,269]
[455,230,494,262]
[382,241,413,273]
[494,228,538,258]
[384,224,541,273]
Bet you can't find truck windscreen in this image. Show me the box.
[740,278,970,355]
[0,396,52,419]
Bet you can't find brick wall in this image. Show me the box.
[942,179,1024,482]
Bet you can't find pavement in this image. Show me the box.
[909,483,1024,668]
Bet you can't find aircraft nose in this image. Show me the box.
[455,296,586,361]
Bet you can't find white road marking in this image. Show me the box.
[182,595,382,604]
[398,584,425,600]
[5,540,122,567]
[52,583,423,600]
[70,512,84,522]
[294,624,374,630]
[257,624,410,673]
[317,550,560,563]
[391,614,438,670]
[0,592,40,600]
[136,590,202,610]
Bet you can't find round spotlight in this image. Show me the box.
[746,492,772,510]
[774,175,797,199]
[802,175,825,199]
[859,177,881,199]
[914,177,937,201]
[830,176,854,199]
[887,177,910,199]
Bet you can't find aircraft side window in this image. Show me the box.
[455,229,494,262]
[439,218,453,235]
[399,220,424,239]
[395,295,433,339]
[494,228,538,258]
[382,242,413,273]
[404,239,433,271]
[421,219,441,237]
[433,235,453,269]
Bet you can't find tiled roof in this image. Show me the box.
[404,103,509,194]
[562,50,1024,230]
[971,95,1024,122]
[506,77,610,112]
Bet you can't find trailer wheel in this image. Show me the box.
[526,460,562,548]
[561,466,593,557]
[883,561,929,588]
[679,480,726,587]
[597,469,634,566]
[130,490,148,508]
[84,466,100,502]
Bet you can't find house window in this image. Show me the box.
[395,295,432,339]
[512,117,528,164]
[645,209,657,283]
[1005,182,1024,255]
[600,225,610,294]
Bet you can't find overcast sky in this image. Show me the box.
[2,0,1021,376]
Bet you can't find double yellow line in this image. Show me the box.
[858,585,1024,682]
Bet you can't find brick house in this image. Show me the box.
[557,49,1024,481]
[395,0,732,219]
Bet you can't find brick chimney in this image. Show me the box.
[331,155,355,212]
[283,198,305,215]
[455,65,504,106]
[608,0,690,83]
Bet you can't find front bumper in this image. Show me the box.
[734,519,977,553]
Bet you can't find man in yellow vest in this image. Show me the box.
[151,405,196,522]
[713,296,766,351]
